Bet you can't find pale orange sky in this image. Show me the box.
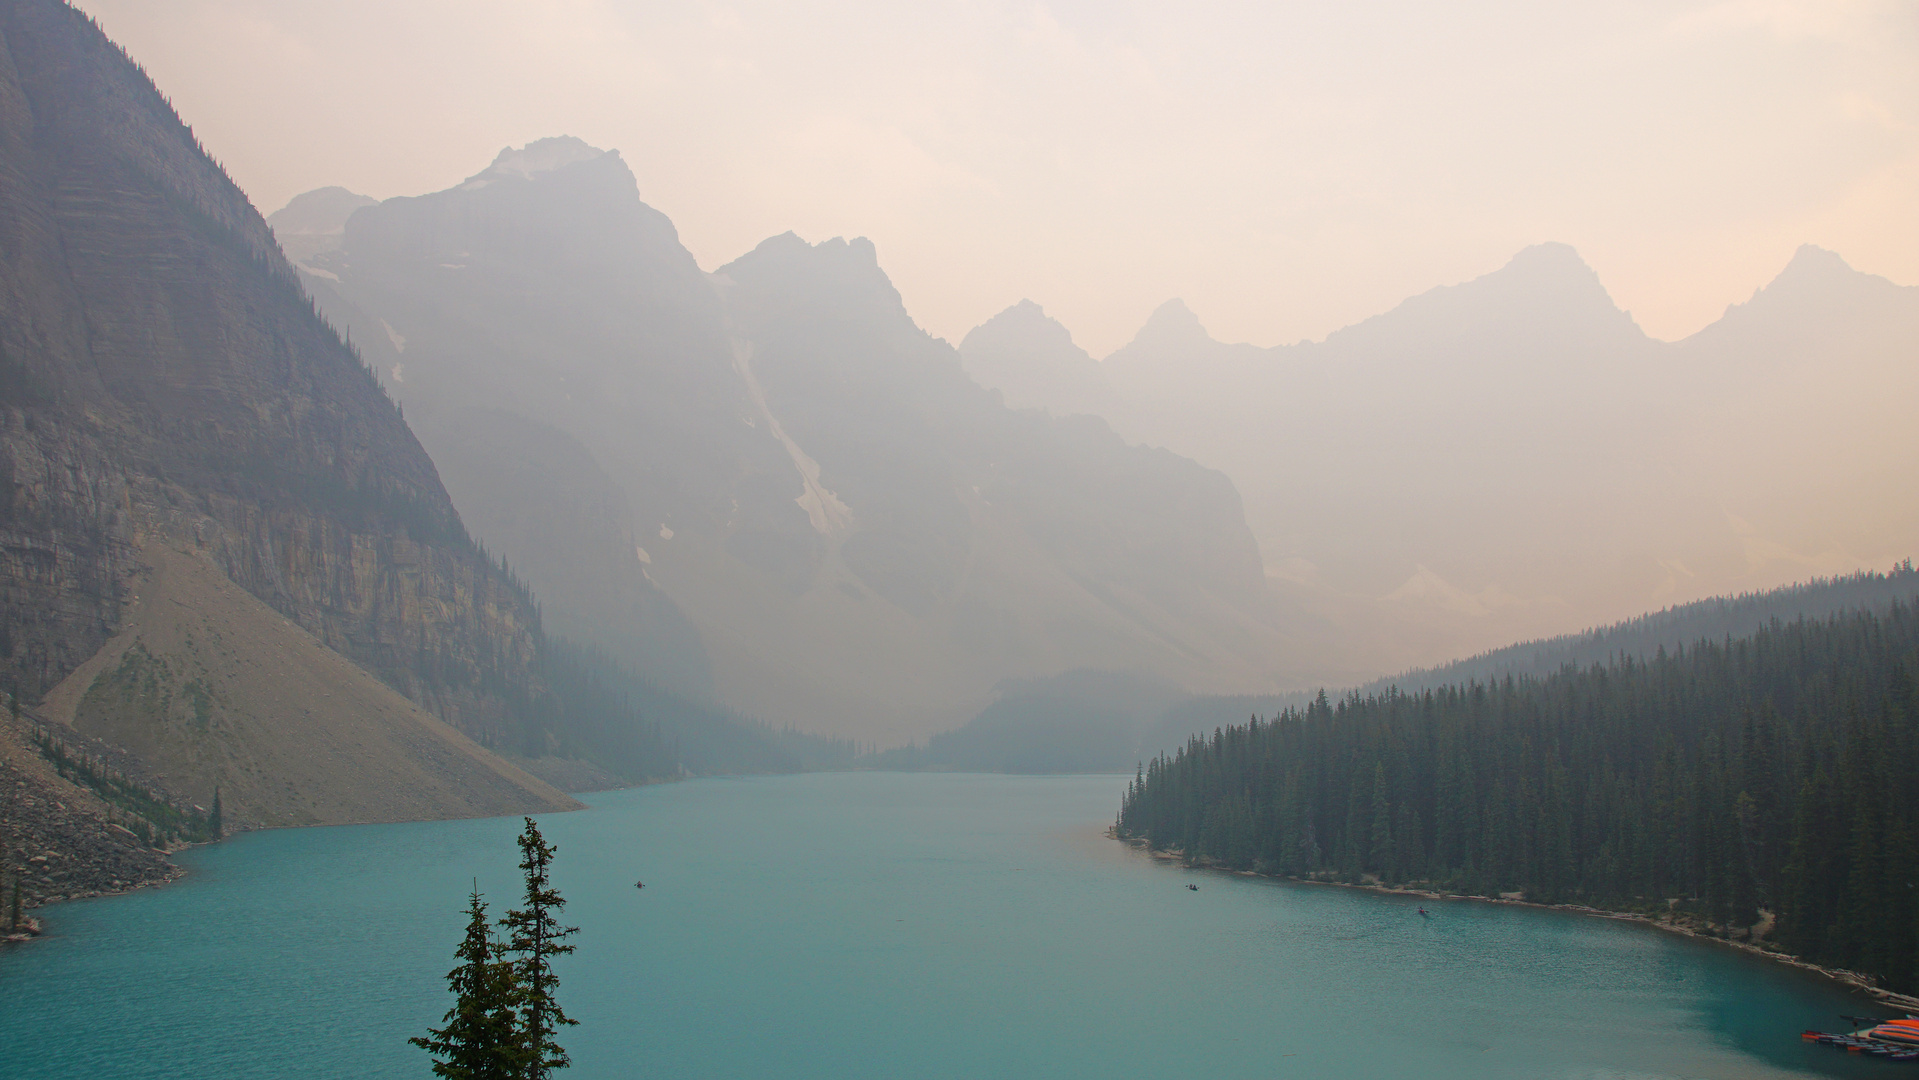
[78,0,1919,356]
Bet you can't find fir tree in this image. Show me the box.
[412,886,521,1080]
[502,818,578,1079]
[1115,601,1919,992]
[208,787,223,840]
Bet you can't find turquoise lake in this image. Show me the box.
[0,772,1900,1079]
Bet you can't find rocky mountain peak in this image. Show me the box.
[269,186,376,236]
[957,300,1104,414]
[268,187,376,264]
[1319,241,1642,356]
[340,136,693,285]
[465,135,611,187]
[1473,242,1624,319]
[1696,243,1908,345]
[719,233,909,331]
[1778,243,1854,279]
[1746,243,1897,307]
[961,299,1085,362]
[1127,299,1213,352]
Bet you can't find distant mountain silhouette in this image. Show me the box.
[968,242,1919,676]
[887,562,1919,774]
[289,143,1326,740]
[956,299,1107,416]
[267,185,375,264]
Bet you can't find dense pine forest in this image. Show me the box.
[1118,603,1919,993]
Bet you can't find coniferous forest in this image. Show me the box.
[1117,603,1919,993]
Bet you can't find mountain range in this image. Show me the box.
[960,242,1919,675]
[280,139,1328,741]
[4,0,1914,917]
[894,563,1919,775]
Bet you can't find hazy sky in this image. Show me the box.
[80,0,1917,356]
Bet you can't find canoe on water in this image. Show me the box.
[1801,1017,1919,1061]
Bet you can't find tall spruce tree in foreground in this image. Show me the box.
[502,817,578,1079]
[412,887,521,1080]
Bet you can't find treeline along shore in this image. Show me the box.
[1117,602,1919,996]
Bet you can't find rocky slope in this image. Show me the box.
[37,543,573,828]
[0,705,180,914]
[0,0,576,904]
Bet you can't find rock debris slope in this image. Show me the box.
[0,0,574,900]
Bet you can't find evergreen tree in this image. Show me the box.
[208,787,223,840]
[1115,602,1919,992]
[412,887,521,1080]
[502,818,578,1079]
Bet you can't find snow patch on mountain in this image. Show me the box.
[725,336,855,537]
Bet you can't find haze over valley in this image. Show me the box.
[262,138,1919,742]
[4,2,1918,1076]
[964,240,1919,671]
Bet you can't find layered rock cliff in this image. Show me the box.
[0,0,539,739]
[0,0,575,899]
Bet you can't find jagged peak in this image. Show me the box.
[1700,243,1904,334]
[961,299,1088,361]
[1475,242,1620,307]
[1127,298,1213,351]
[1784,243,1852,273]
[719,232,908,325]
[972,298,1061,334]
[1314,241,1641,351]
[1760,244,1867,294]
[462,136,614,189]
[741,231,879,267]
[1501,241,1595,278]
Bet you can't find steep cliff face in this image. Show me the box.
[0,1,542,750]
[289,140,753,703]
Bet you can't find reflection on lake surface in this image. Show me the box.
[0,772,1897,1079]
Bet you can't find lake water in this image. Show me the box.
[0,772,1899,1079]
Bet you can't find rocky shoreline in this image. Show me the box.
[1,711,187,940]
[1114,832,1919,1014]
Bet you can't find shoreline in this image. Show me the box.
[3,772,668,945]
[1112,831,1919,1014]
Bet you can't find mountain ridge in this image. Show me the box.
[289,148,1327,740]
[963,239,1918,677]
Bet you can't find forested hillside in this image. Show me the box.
[1360,563,1919,700]
[1118,603,1919,993]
